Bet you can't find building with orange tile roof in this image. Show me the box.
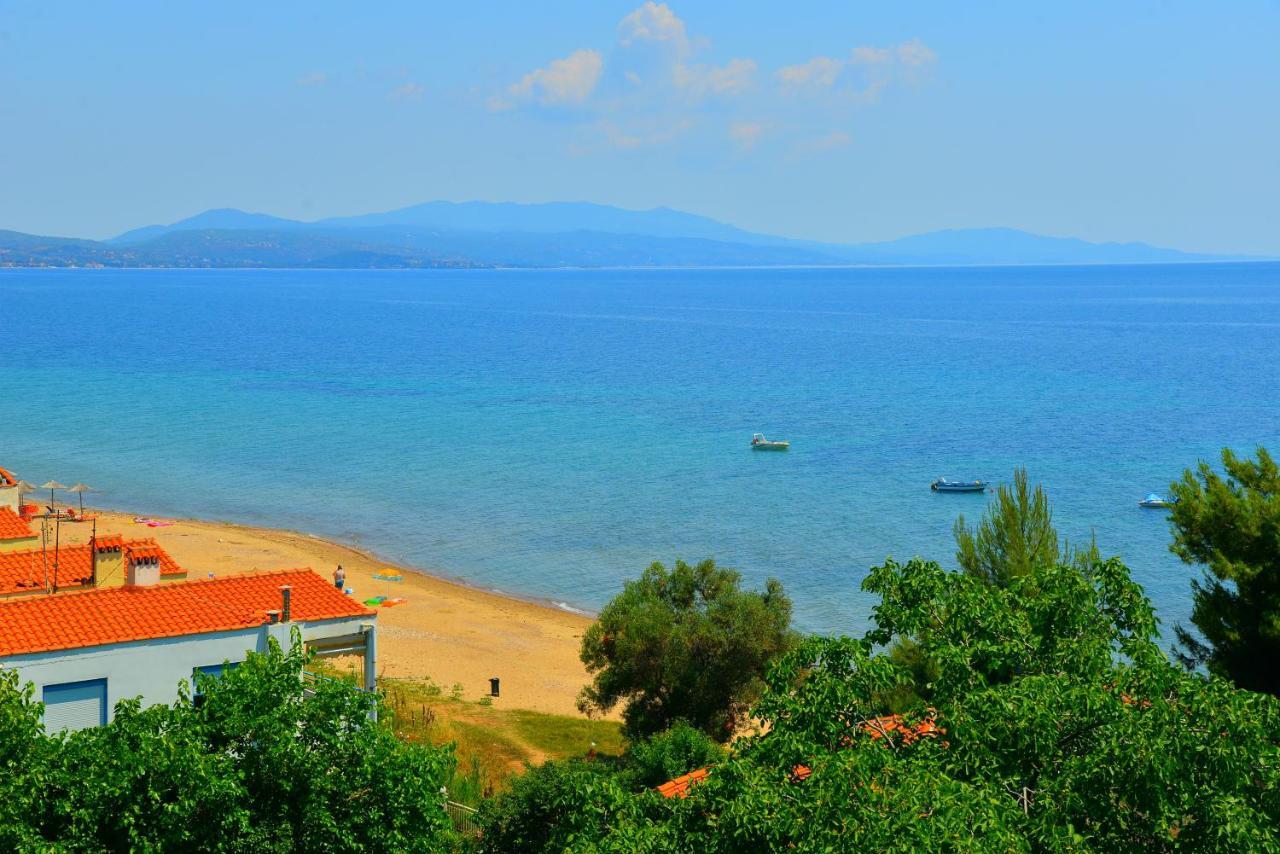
[0,536,186,599]
[0,460,28,514]
[0,506,38,552]
[0,464,24,513]
[0,568,377,732]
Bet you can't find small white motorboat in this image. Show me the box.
[751,433,790,451]
[1138,493,1176,509]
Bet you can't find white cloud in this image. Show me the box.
[673,58,756,98]
[389,82,425,101]
[296,71,328,87]
[485,7,930,155]
[896,38,937,68]
[618,2,688,52]
[775,56,844,90]
[777,40,936,99]
[729,121,764,150]
[493,49,604,110]
[850,46,892,66]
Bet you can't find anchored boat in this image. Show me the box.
[751,433,790,451]
[931,478,989,493]
[1138,493,1176,509]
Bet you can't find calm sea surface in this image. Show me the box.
[2,264,1278,637]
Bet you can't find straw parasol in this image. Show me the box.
[67,483,96,515]
[14,480,38,505]
[40,480,68,509]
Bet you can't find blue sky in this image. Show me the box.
[1,1,1277,253]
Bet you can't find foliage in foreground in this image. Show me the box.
[483,556,1280,851]
[0,637,456,851]
[578,558,798,741]
[1170,445,1280,695]
[954,467,1099,587]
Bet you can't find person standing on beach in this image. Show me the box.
[333,565,346,590]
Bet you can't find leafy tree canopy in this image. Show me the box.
[1170,446,1280,694]
[0,635,456,851]
[578,558,798,741]
[955,468,1098,586]
[489,556,1280,851]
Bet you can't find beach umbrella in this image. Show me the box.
[67,483,96,515]
[40,480,67,509]
[14,480,38,504]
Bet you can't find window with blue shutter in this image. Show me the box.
[43,678,107,732]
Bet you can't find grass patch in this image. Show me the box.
[378,675,625,805]
[505,708,626,758]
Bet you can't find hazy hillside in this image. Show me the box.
[0,226,837,269]
[111,208,306,244]
[0,201,1255,269]
[831,227,1211,266]
[316,201,778,244]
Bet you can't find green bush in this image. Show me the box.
[487,557,1280,850]
[0,635,456,850]
[474,759,638,853]
[625,720,724,788]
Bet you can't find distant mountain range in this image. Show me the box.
[0,201,1260,269]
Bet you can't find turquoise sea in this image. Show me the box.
[2,264,1278,638]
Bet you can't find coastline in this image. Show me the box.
[52,509,597,717]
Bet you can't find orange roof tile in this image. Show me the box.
[0,507,36,541]
[0,569,374,657]
[0,538,186,596]
[0,544,94,595]
[656,763,811,799]
[0,466,16,487]
[656,767,711,799]
[92,534,125,551]
[858,711,944,746]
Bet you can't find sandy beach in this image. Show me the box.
[49,510,596,716]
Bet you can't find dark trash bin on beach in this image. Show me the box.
[489,677,500,697]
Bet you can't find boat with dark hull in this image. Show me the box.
[931,478,989,493]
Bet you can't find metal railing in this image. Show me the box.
[300,669,363,697]
[445,800,480,837]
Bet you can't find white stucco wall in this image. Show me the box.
[0,615,374,725]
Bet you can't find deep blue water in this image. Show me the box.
[2,264,1277,637]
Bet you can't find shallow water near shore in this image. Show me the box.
[3,263,1278,638]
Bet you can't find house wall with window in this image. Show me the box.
[4,618,370,731]
[0,568,377,733]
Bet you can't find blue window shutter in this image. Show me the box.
[43,679,107,732]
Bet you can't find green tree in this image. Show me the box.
[578,558,797,741]
[474,758,644,853]
[1169,446,1280,694]
[0,669,51,849]
[625,720,724,788]
[0,635,457,850]
[493,556,1280,850]
[954,467,1098,586]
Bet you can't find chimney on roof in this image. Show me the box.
[126,553,160,587]
[266,609,280,624]
[280,585,292,623]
